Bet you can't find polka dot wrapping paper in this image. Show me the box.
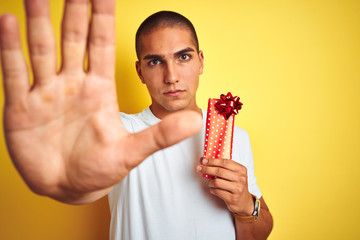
[202,98,236,179]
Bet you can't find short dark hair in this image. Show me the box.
[135,11,199,60]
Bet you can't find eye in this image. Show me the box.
[149,59,162,66]
[179,54,191,61]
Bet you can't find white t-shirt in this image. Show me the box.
[108,108,261,240]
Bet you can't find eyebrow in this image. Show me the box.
[174,47,195,57]
[143,47,195,60]
[143,54,164,60]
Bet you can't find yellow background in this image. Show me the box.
[1,0,359,239]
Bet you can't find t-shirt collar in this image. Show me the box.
[140,107,206,126]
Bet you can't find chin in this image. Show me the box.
[163,101,189,112]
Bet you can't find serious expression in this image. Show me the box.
[136,27,204,119]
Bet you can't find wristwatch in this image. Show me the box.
[233,195,260,223]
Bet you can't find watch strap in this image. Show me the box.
[234,213,256,223]
[233,195,260,223]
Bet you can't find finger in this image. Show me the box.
[209,187,232,202]
[0,15,29,104]
[61,0,89,72]
[125,110,203,168]
[200,160,248,182]
[204,158,246,172]
[25,0,57,84]
[209,178,236,193]
[87,0,116,79]
[200,165,240,182]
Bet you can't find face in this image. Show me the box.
[136,27,204,119]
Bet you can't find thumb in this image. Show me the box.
[125,110,203,168]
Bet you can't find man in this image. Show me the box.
[0,0,273,239]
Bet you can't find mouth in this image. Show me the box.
[163,89,186,96]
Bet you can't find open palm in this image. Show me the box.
[0,0,202,204]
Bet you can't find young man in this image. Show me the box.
[0,0,272,239]
[108,11,273,239]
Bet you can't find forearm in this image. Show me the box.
[235,197,273,240]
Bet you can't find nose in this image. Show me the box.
[164,61,179,84]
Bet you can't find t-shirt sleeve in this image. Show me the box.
[234,127,262,199]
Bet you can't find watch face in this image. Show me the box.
[253,198,260,220]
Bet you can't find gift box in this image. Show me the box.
[203,92,243,179]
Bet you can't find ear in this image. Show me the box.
[198,50,204,75]
[135,61,145,84]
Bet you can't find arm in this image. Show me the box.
[234,197,273,240]
[197,158,273,239]
[0,0,202,205]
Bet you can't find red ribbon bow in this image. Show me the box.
[215,92,243,119]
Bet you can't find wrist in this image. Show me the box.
[233,195,261,223]
[235,194,255,216]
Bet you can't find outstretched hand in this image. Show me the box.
[0,0,202,204]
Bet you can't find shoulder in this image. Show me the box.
[233,125,251,145]
[232,126,253,162]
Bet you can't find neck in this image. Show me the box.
[149,104,202,120]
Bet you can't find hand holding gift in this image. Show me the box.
[202,92,243,178]
[197,93,256,217]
